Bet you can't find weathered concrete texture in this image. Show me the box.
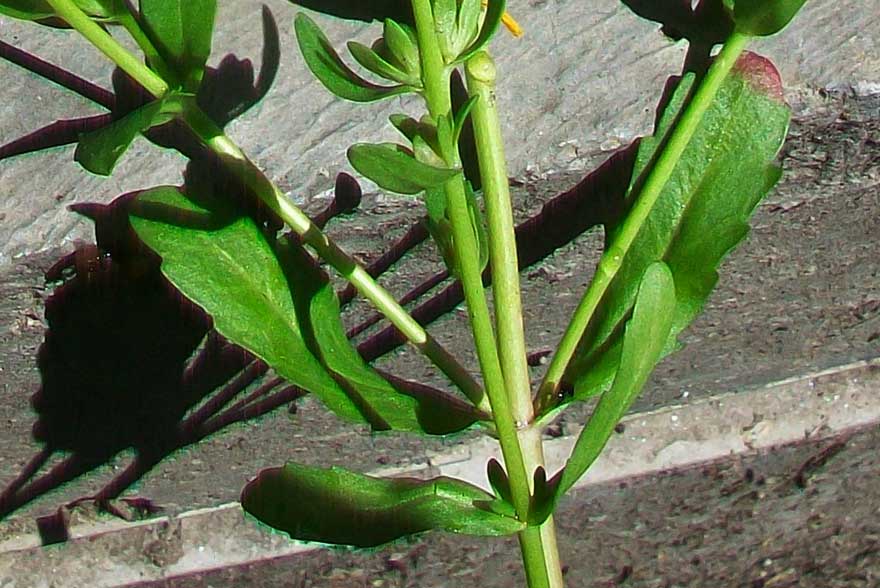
[1,0,879,264]
[0,91,876,524]
[0,360,877,587]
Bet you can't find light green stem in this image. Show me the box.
[44,0,487,412]
[45,0,169,98]
[410,0,532,518]
[466,51,564,588]
[535,32,750,412]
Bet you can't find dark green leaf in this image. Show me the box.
[140,0,217,89]
[74,97,172,175]
[724,0,806,36]
[459,0,505,62]
[241,463,525,547]
[484,458,516,518]
[348,142,460,195]
[347,41,417,85]
[453,0,482,56]
[295,13,409,102]
[556,262,676,497]
[128,187,369,424]
[383,19,419,75]
[278,242,481,434]
[434,0,457,61]
[452,95,478,147]
[561,53,790,406]
[130,187,477,434]
[0,0,124,22]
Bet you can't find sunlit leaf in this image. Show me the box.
[129,187,478,434]
[347,40,417,85]
[139,0,217,89]
[278,242,481,434]
[295,12,409,102]
[554,262,676,499]
[128,186,369,424]
[74,95,182,175]
[348,142,460,195]
[241,462,525,547]
[458,0,505,62]
[559,53,790,408]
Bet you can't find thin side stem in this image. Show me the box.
[535,32,750,412]
[43,0,487,412]
[45,0,169,98]
[411,0,531,518]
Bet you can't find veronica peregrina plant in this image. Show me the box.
[0,0,806,585]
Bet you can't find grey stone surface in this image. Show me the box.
[1,0,879,264]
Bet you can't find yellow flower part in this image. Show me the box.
[481,0,524,37]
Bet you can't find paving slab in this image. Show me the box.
[1,0,879,263]
[0,4,878,585]
[0,90,877,524]
[0,358,878,587]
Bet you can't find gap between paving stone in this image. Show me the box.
[0,357,877,587]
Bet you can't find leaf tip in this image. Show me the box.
[733,52,785,104]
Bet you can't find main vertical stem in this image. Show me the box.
[410,0,534,521]
[466,51,564,588]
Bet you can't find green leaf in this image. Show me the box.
[241,463,525,547]
[562,53,790,405]
[129,187,369,424]
[724,0,807,36]
[556,262,676,497]
[348,143,460,195]
[74,97,173,176]
[434,0,457,61]
[140,0,217,89]
[383,19,419,75]
[130,187,477,434]
[453,0,482,56]
[452,95,478,147]
[277,242,481,434]
[0,0,123,22]
[295,13,409,102]
[347,40,417,86]
[458,0,505,62]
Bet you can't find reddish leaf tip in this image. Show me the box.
[733,52,785,103]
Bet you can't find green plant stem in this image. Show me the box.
[466,51,564,588]
[410,0,532,519]
[116,8,172,82]
[535,32,750,413]
[45,0,169,98]
[44,0,487,413]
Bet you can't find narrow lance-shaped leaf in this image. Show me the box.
[553,262,676,500]
[348,142,460,195]
[128,186,370,424]
[130,187,478,434]
[140,0,217,89]
[241,463,525,548]
[557,53,790,408]
[75,96,176,176]
[278,241,481,434]
[458,0,506,62]
[295,13,409,102]
[347,41,417,86]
